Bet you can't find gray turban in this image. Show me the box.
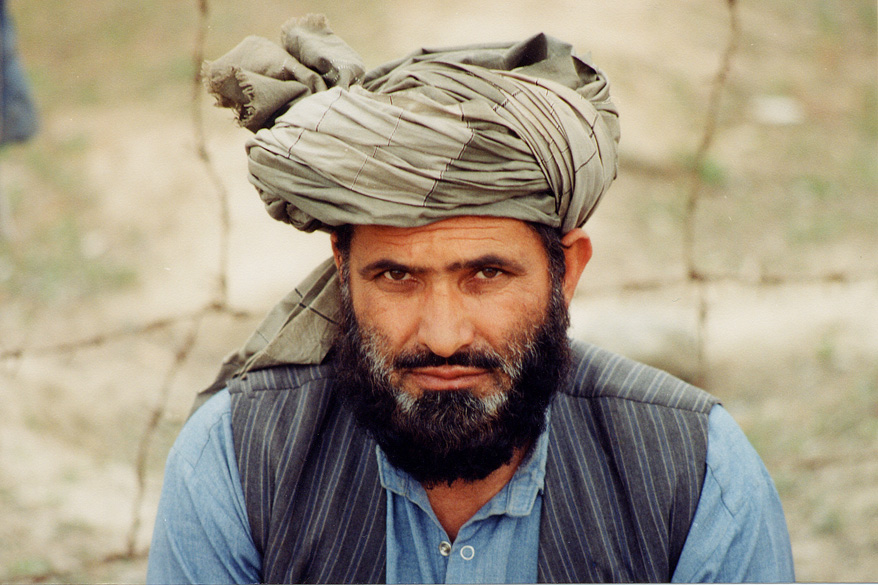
[196,15,620,406]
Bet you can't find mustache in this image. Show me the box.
[393,348,505,370]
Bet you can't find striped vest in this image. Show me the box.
[229,341,718,583]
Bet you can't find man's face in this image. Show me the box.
[332,217,576,486]
[340,216,554,397]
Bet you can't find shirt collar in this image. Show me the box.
[377,406,551,520]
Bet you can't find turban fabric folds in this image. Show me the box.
[196,15,620,405]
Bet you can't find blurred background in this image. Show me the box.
[0,0,875,581]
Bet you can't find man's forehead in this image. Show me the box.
[350,216,542,264]
[348,216,542,257]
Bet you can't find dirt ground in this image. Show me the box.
[1,0,876,582]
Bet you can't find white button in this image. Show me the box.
[438,541,452,556]
[460,545,475,561]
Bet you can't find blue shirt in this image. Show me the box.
[147,390,794,583]
[381,413,550,583]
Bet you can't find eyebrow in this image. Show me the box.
[358,254,527,278]
[448,254,527,274]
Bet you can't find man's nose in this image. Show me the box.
[416,284,475,358]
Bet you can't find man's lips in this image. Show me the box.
[405,365,491,391]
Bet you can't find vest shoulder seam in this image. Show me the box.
[556,390,716,415]
[227,365,337,395]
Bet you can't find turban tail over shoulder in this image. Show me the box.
[196,15,620,406]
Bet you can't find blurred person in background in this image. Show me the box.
[0,0,38,240]
[147,15,794,583]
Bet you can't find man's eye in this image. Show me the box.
[475,267,503,280]
[382,269,412,282]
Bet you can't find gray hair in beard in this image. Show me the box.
[352,307,540,437]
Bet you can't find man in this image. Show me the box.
[148,15,794,583]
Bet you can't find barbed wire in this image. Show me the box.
[192,0,232,310]
[2,0,872,581]
[124,313,203,558]
[684,0,739,386]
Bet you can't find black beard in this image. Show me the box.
[334,279,571,488]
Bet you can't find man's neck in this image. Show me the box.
[423,447,527,541]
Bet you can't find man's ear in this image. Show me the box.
[560,228,592,306]
[330,232,344,272]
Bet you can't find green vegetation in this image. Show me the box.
[0,133,137,307]
[0,216,137,304]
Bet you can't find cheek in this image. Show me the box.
[350,283,418,345]
[467,285,549,340]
